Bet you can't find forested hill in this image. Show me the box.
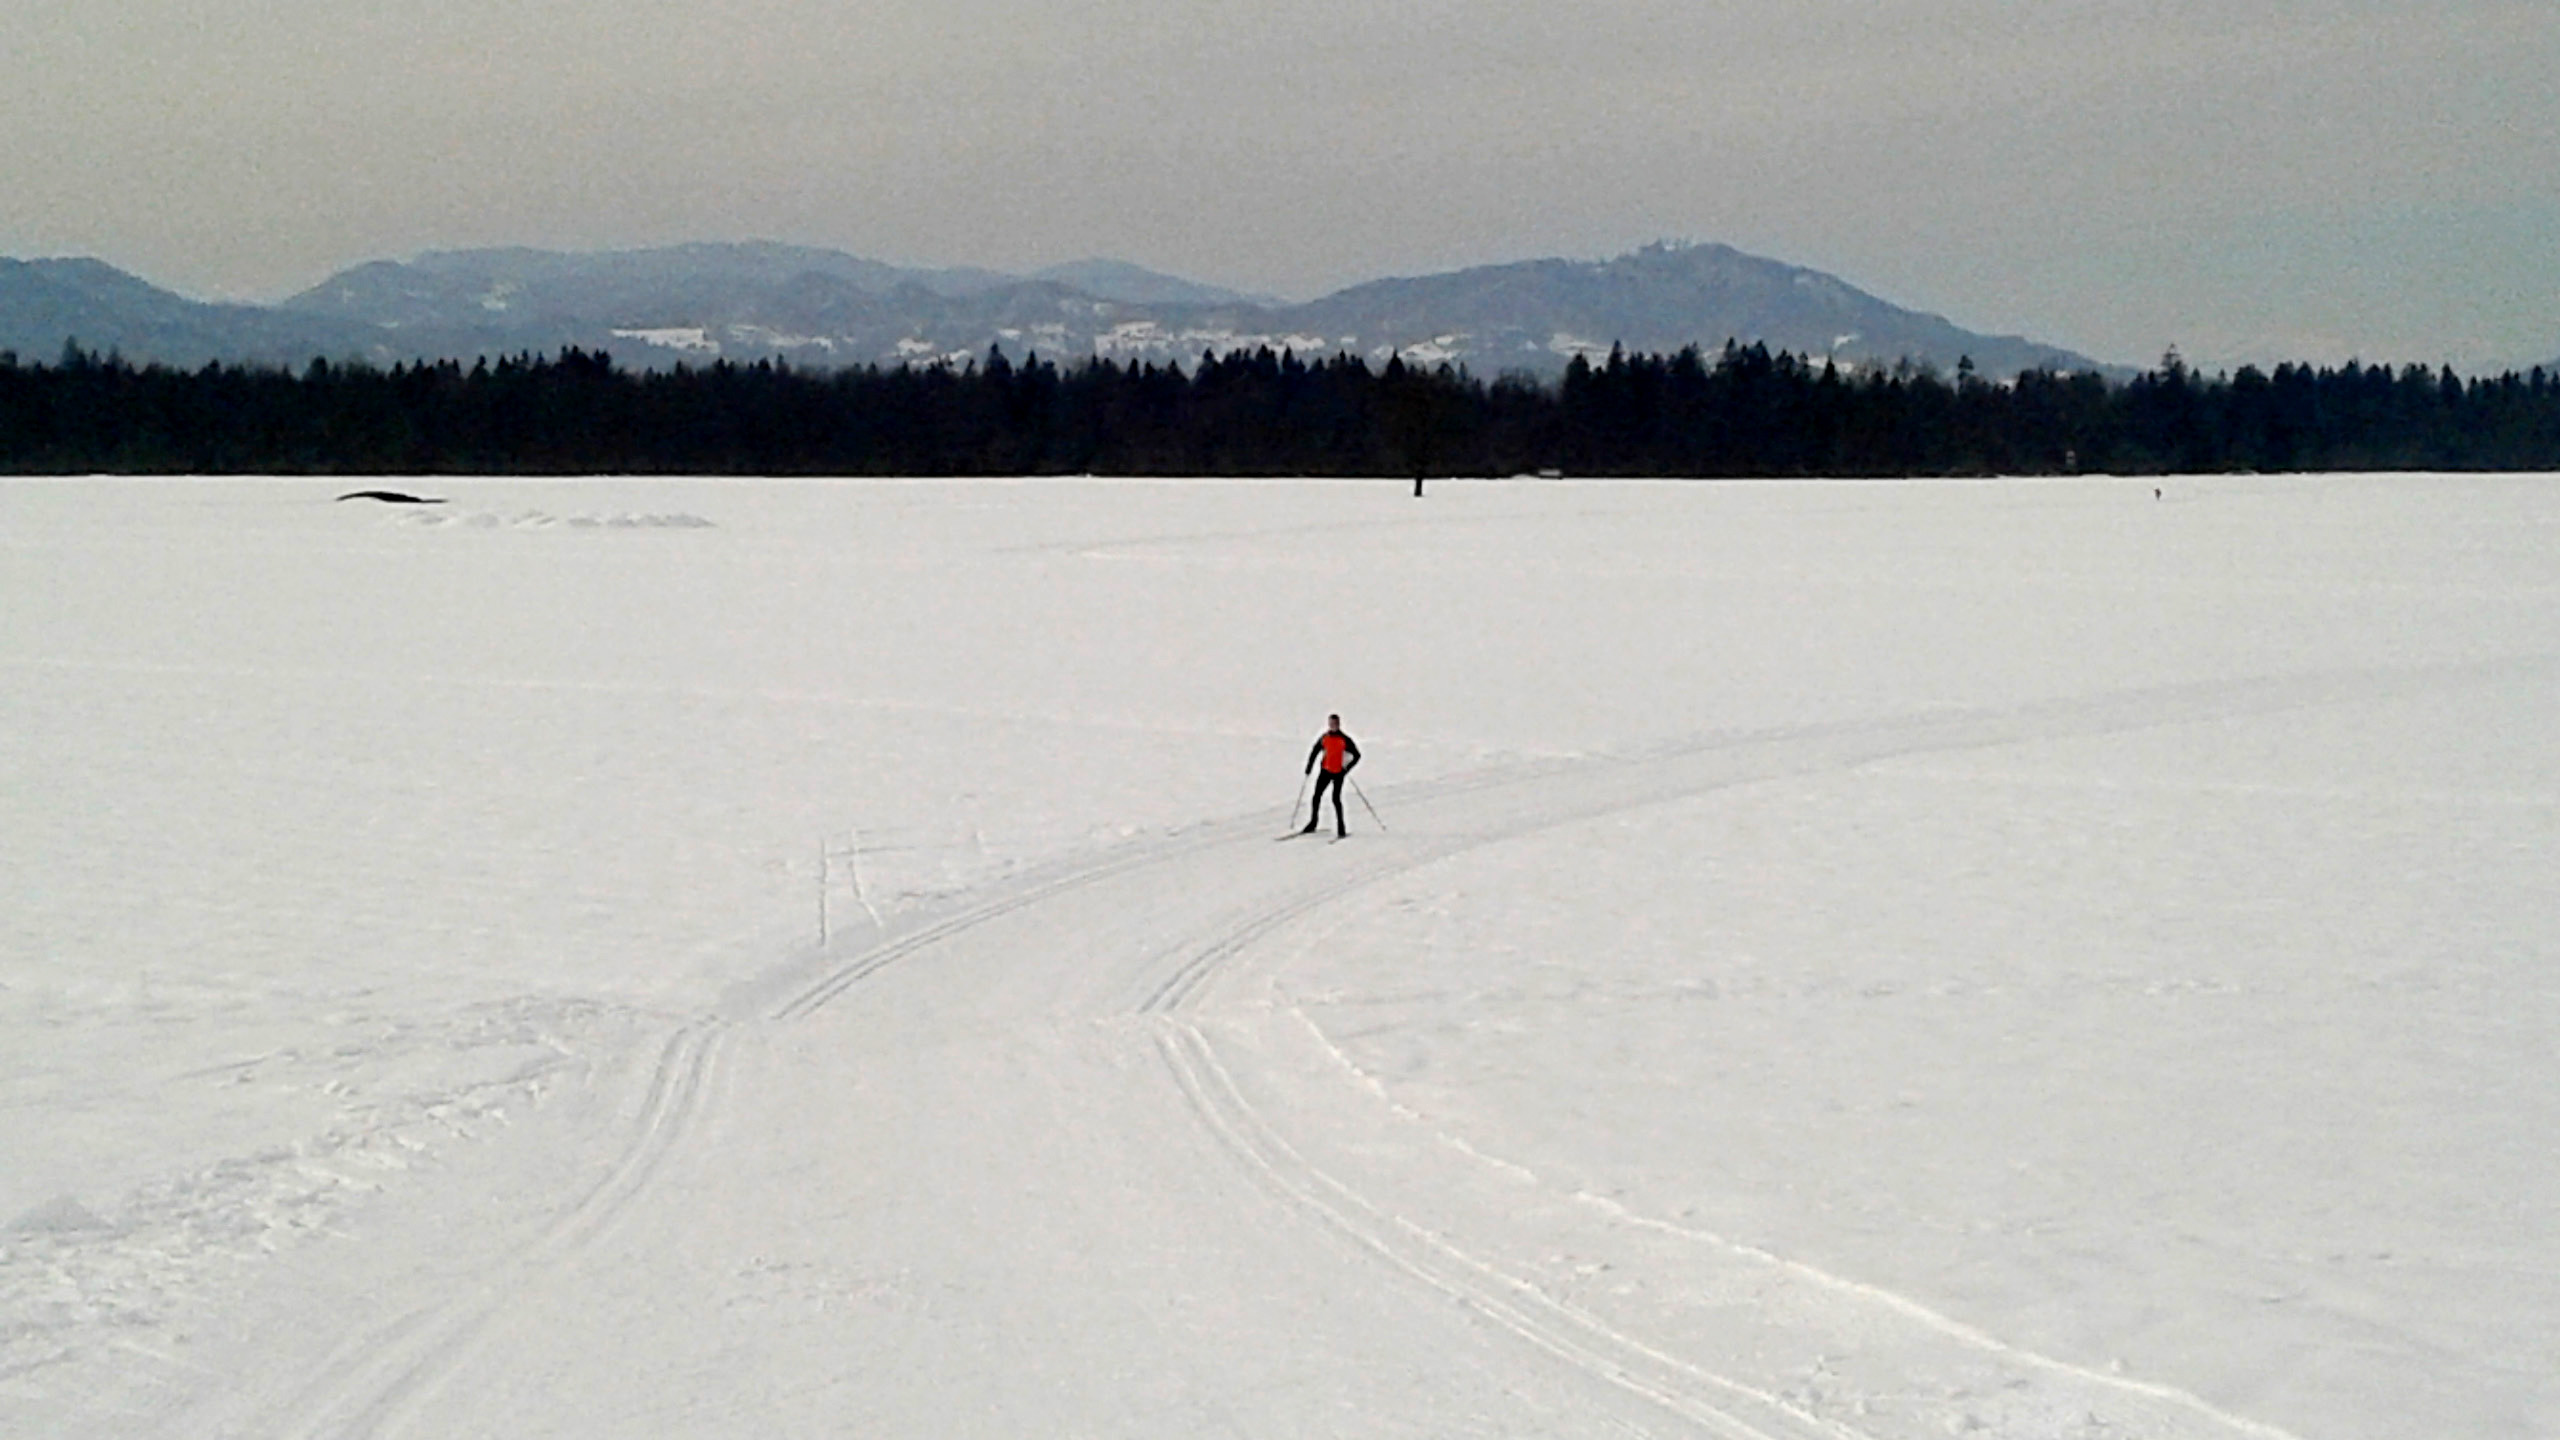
[4,342,2556,476]
[4,241,2104,379]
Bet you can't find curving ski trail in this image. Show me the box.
[232,657,2447,1439]
[251,1022,727,1440]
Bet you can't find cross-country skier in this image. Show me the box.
[1301,714,1362,837]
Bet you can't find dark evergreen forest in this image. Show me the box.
[5,340,2558,476]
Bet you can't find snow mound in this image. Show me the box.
[8,1194,110,1236]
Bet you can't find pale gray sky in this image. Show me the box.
[5,0,2554,371]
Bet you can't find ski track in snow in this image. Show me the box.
[237,828,1236,1438]
[1116,663,2404,1439]
[205,652,2476,1439]
[257,1023,726,1440]
[0,999,615,1421]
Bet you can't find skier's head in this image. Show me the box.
[1327,713,1341,730]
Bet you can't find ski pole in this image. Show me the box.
[1291,772,1310,827]
[1349,775,1387,832]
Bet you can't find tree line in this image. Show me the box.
[4,339,2558,476]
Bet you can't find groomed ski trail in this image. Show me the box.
[206,658,2469,1439]
[251,1024,728,1440]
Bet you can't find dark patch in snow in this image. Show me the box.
[336,489,446,505]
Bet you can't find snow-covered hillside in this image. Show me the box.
[3,474,2553,1438]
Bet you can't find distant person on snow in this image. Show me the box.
[1301,714,1362,837]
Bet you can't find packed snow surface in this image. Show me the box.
[2,474,2554,1438]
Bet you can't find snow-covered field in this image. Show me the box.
[3,473,2553,1438]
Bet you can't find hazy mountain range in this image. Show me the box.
[3,240,2114,378]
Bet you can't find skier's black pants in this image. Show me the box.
[1306,770,1348,835]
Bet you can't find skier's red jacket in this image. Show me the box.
[1308,730,1361,775]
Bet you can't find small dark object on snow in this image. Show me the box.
[336,489,446,505]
